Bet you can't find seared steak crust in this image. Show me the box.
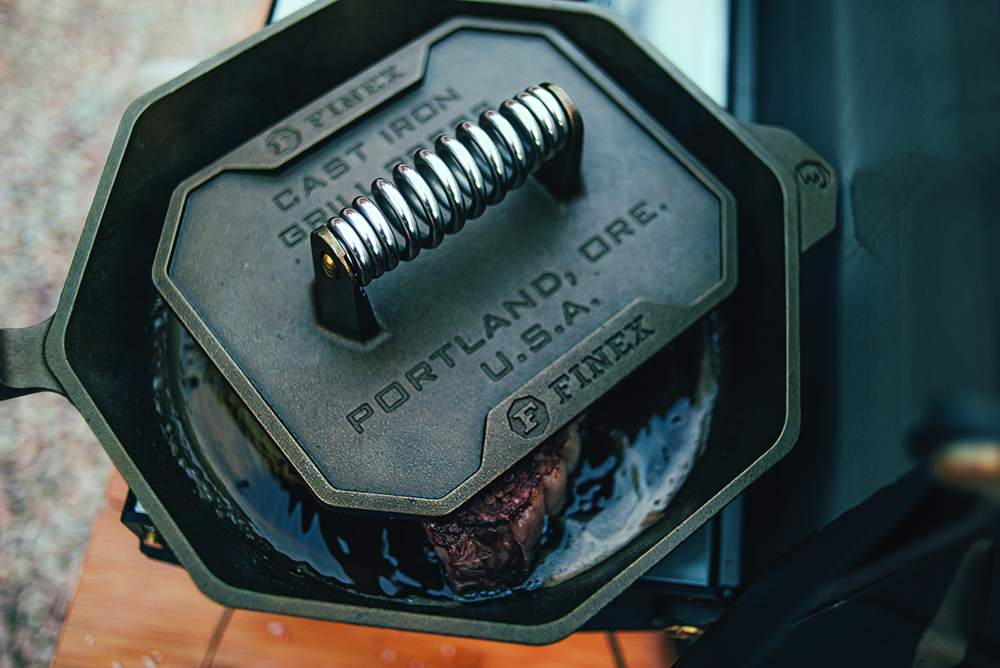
[423,424,580,594]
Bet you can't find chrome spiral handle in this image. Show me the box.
[318,82,577,287]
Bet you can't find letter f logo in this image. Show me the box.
[512,402,540,433]
[507,396,549,438]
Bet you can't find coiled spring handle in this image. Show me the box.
[312,82,582,339]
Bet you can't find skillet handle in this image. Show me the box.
[743,122,838,253]
[0,316,65,401]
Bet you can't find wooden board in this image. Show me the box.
[51,471,675,667]
[50,506,227,668]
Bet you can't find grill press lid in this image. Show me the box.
[153,18,736,516]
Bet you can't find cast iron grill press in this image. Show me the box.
[155,20,739,516]
[0,0,836,644]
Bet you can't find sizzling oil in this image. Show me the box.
[528,358,716,587]
[150,300,720,601]
[151,303,448,602]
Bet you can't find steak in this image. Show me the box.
[422,423,581,594]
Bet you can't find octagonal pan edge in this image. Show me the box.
[0,0,836,644]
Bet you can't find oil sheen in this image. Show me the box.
[150,299,720,601]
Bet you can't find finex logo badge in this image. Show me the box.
[507,396,549,438]
[265,127,302,155]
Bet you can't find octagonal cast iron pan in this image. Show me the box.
[0,0,835,644]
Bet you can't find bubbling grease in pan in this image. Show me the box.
[150,299,719,600]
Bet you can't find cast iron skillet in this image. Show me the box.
[0,0,835,644]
